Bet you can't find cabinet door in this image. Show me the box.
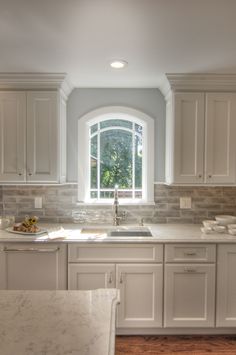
[0,243,67,290]
[205,93,236,183]
[116,264,163,328]
[164,264,215,327]
[68,263,115,290]
[217,245,236,327]
[27,92,58,182]
[174,93,205,183]
[0,92,26,182]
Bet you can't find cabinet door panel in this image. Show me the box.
[0,92,26,181]
[27,92,58,182]
[0,244,67,290]
[217,245,236,327]
[205,93,236,183]
[164,264,215,327]
[68,263,115,290]
[117,264,163,328]
[174,93,205,183]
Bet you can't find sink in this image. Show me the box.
[80,226,153,237]
[108,228,153,237]
[80,228,108,234]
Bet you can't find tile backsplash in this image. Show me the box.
[0,184,236,224]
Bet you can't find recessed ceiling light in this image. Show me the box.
[110,60,128,69]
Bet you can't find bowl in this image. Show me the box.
[228,224,236,229]
[215,215,236,226]
[203,220,219,228]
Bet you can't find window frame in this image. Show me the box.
[78,106,154,204]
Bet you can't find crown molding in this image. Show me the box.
[0,73,74,98]
[159,73,236,98]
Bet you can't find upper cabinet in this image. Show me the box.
[0,73,72,183]
[164,74,236,185]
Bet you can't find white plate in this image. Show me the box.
[6,227,48,236]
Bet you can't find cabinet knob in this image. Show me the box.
[208,174,212,178]
[18,172,22,176]
[28,172,32,176]
[198,174,202,178]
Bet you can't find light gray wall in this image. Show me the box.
[67,88,166,182]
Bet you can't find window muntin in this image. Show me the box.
[89,118,143,200]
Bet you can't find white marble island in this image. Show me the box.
[0,289,120,355]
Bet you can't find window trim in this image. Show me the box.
[78,106,154,204]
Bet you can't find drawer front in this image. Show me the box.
[68,244,163,263]
[165,244,216,263]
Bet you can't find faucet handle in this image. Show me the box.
[139,218,144,226]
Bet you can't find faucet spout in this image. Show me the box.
[113,185,121,226]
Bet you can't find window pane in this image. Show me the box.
[135,191,142,199]
[135,123,142,134]
[135,134,142,189]
[90,123,98,135]
[90,191,98,199]
[90,135,97,188]
[100,119,132,130]
[100,191,114,199]
[100,129,132,189]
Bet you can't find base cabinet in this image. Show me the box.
[68,245,163,330]
[0,243,67,290]
[217,245,236,327]
[68,263,163,328]
[164,264,215,327]
[116,264,163,328]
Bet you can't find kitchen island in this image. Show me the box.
[0,288,120,355]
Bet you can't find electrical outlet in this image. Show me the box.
[34,197,43,209]
[180,197,192,209]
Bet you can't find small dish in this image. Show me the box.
[213,225,226,233]
[215,215,236,226]
[201,227,214,234]
[228,229,236,236]
[203,220,219,228]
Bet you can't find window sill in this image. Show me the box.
[76,201,155,207]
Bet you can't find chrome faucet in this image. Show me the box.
[113,185,122,226]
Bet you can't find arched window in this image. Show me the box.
[78,107,154,203]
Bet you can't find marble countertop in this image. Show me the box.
[0,288,120,355]
[0,223,236,243]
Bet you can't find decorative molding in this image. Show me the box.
[159,73,236,97]
[0,73,74,98]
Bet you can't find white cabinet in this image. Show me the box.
[164,264,215,327]
[0,92,26,181]
[0,243,67,290]
[0,91,67,183]
[166,92,236,184]
[217,245,236,327]
[68,244,163,329]
[116,264,163,328]
[205,93,236,183]
[69,263,115,289]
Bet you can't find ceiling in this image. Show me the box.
[1,0,236,88]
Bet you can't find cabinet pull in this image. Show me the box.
[119,272,123,284]
[3,247,60,253]
[18,172,23,176]
[184,252,197,256]
[108,272,113,284]
[184,267,197,273]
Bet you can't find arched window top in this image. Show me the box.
[78,106,154,204]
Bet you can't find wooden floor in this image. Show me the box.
[115,335,236,355]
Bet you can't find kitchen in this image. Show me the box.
[1,0,236,354]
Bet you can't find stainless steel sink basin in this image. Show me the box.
[108,228,153,237]
[80,227,153,237]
